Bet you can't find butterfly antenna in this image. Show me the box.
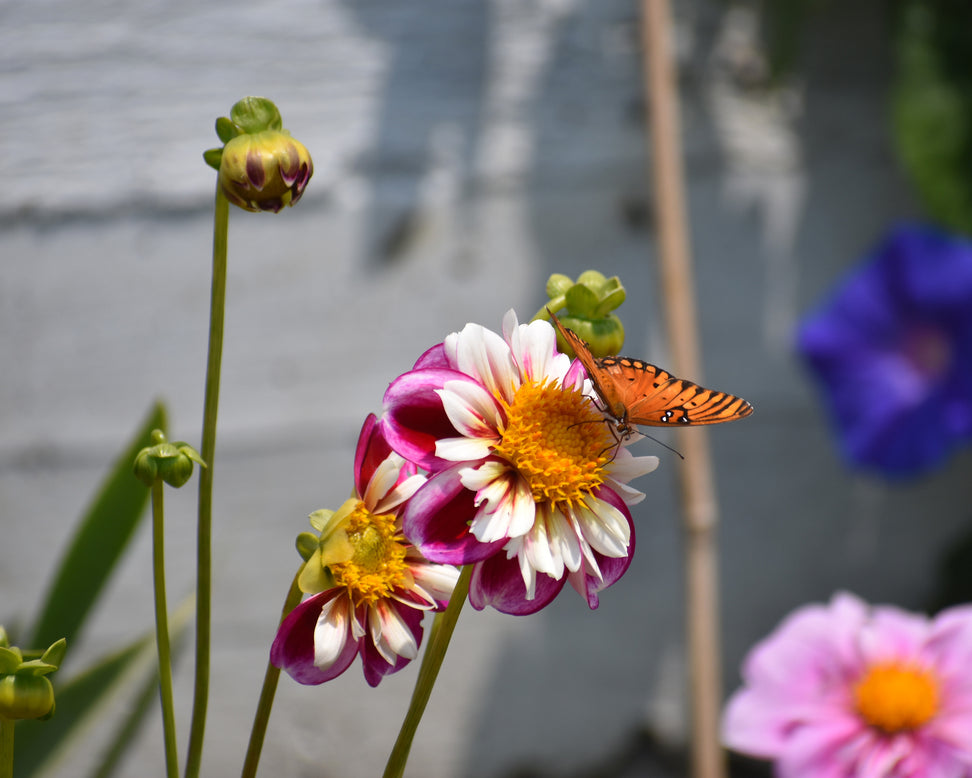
[644,433,684,460]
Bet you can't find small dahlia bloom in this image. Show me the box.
[797,225,972,477]
[381,310,658,615]
[723,592,972,777]
[270,415,459,687]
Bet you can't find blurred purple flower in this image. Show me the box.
[797,224,972,476]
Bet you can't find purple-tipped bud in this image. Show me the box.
[204,97,313,213]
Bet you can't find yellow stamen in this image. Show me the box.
[493,379,612,506]
[853,662,939,733]
[329,502,414,606]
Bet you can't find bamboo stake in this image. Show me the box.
[639,2,727,777]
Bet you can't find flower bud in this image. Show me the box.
[0,632,64,721]
[0,674,55,721]
[542,270,627,357]
[204,97,313,214]
[133,430,206,488]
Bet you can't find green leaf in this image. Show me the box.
[29,402,167,650]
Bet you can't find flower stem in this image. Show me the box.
[383,564,472,778]
[151,481,179,778]
[639,1,726,777]
[185,186,229,778]
[240,571,304,778]
[0,719,13,778]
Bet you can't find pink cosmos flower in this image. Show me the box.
[723,591,972,777]
[270,415,460,687]
[381,310,659,615]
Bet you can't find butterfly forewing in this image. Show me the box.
[547,309,753,434]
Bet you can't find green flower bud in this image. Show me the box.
[0,674,54,721]
[541,271,627,357]
[133,430,206,488]
[204,97,313,214]
[0,632,64,721]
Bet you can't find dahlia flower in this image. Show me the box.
[723,591,972,777]
[270,415,459,687]
[797,225,972,477]
[381,310,658,615]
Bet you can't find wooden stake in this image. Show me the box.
[639,2,727,777]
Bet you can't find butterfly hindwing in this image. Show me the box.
[547,309,753,434]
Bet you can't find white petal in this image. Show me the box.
[547,507,583,573]
[523,513,562,578]
[459,459,508,492]
[516,544,539,600]
[362,453,410,511]
[573,499,630,558]
[411,562,461,601]
[437,381,504,439]
[602,477,646,506]
[505,476,538,538]
[372,473,427,515]
[453,323,519,403]
[436,435,495,462]
[509,316,570,384]
[607,451,659,483]
[370,601,418,663]
[314,596,351,670]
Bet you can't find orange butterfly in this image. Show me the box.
[548,309,753,440]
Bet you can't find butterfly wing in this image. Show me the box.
[546,309,753,429]
[603,357,754,426]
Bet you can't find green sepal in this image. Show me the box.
[215,116,240,144]
[545,274,574,299]
[230,96,283,134]
[203,147,223,171]
[296,532,319,562]
[40,638,67,670]
[0,648,22,674]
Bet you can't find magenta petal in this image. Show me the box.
[270,592,359,685]
[468,553,565,615]
[402,465,506,564]
[360,603,425,687]
[381,367,473,470]
[412,342,449,369]
[353,414,389,495]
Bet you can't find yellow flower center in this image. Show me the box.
[329,502,413,606]
[493,379,613,506]
[853,662,939,733]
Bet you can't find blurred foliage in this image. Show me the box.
[892,0,972,236]
[4,402,185,777]
[753,0,972,235]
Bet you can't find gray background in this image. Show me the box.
[3,0,971,776]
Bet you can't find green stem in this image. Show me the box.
[0,719,13,778]
[185,186,229,778]
[240,571,304,778]
[383,564,472,778]
[152,481,179,778]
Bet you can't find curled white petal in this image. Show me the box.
[313,596,351,670]
[573,498,630,558]
[436,436,496,462]
[369,600,418,664]
[373,473,427,515]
